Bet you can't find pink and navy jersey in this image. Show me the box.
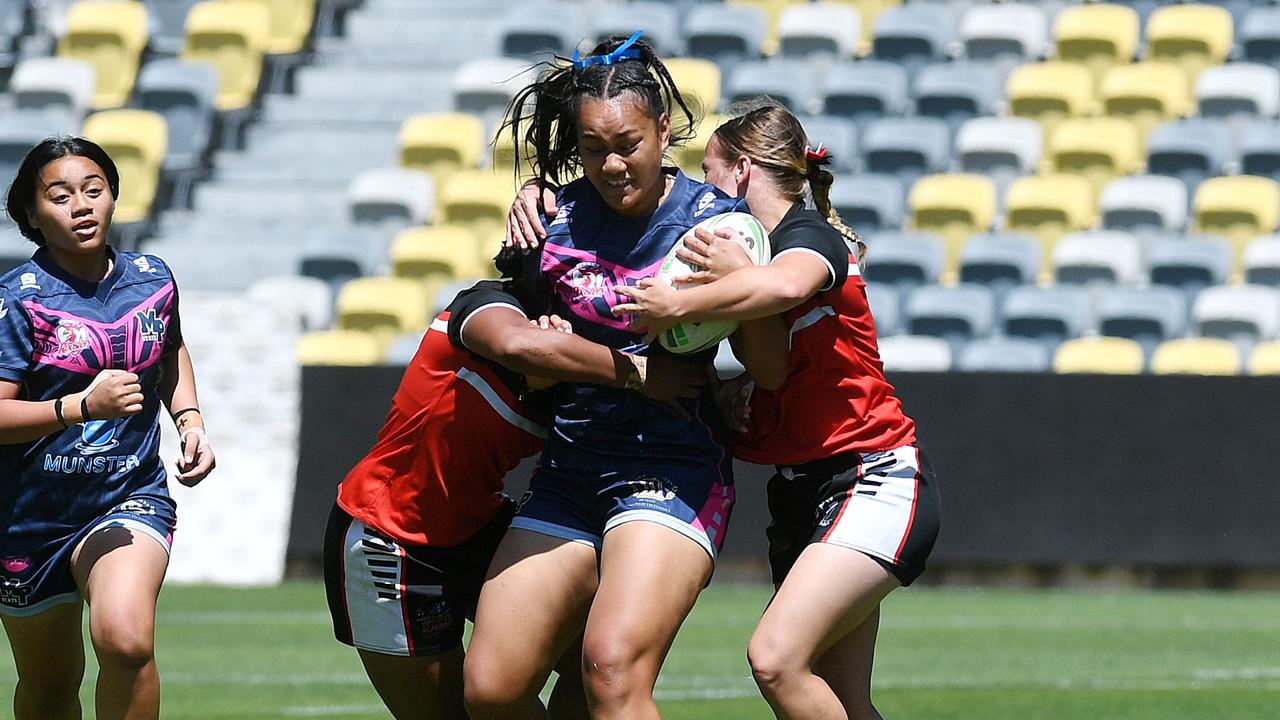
[0,248,182,542]
[529,170,748,470]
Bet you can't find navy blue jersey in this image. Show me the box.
[0,248,182,543]
[533,170,748,470]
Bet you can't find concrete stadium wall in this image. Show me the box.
[288,368,1280,575]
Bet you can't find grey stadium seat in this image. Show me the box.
[453,57,538,123]
[135,60,220,173]
[863,281,901,336]
[863,232,944,289]
[1100,175,1188,235]
[958,232,1041,293]
[1053,231,1144,287]
[592,3,681,56]
[385,330,428,365]
[247,275,334,332]
[143,0,203,56]
[0,0,24,85]
[499,2,584,59]
[348,167,435,228]
[1146,120,1234,199]
[912,63,1001,134]
[956,336,1052,373]
[904,283,996,345]
[684,4,766,72]
[798,115,858,173]
[877,334,952,372]
[1242,7,1280,68]
[955,117,1041,189]
[1001,286,1093,347]
[725,60,816,114]
[1147,236,1233,296]
[1193,285,1280,344]
[827,174,905,234]
[777,3,860,63]
[871,4,957,80]
[960,2,1050,66]
[1195,63,1280,122]
[1098,286,1188,354]
[1240,121,1280,184]
[0,109,78,190]
[9,57,95,122]
[139,237,306,292]
[819,60,909,123]
[861,117,950,188]
[1244,236,1280,286]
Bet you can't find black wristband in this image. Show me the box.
[81,396,91,423]
[171,407,201,422]
[53,397,68,428]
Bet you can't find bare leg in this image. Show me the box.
[71,526,170,720]
[815,607,884,720]
[2,601,86,720]
[358,646,468,720]
[747,543,898,720]
[582,521,713,720]
[464,530,598,720]
[547,635,589,720]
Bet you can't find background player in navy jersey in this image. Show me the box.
[323,248,705,720]
[462,34,753,720]
[0,138,214,720]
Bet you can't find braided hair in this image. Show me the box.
[500,34,698,187]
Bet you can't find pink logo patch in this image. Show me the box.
[55,320,91,357]
[2,557,31,573]
[565,262,610,302]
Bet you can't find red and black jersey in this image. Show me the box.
[736,204,916,466]
[336,282,547,547]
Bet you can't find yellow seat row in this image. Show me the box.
[1055,337,1280,376]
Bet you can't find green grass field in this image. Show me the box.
[1,582,1278,718]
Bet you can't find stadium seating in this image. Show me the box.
[1147,236,1233,295]
[728,0,799,56]
[182,0,272,111]
[135,60,220,177]
[959,336,1052,373]
[913,63,1001,133]
[241,0,316,55]
[1100,175,1188,235]
[726,59,816,113]
[960,2,1051,67]
[247,274,333,331]
[776,3,860,63]
[1004,174,1097,265]
[957,233,1042,295]
[348,167,435,228]
[1192,285,1280,346]
[674,113,729,177]
[1053,231,1144,286]
[593,3,681,56]
[0,1,23,83]
[391,226,487,286]
[1002,285,1092,348]
[1097,286,1189,353]
[1193,176,1280,268]
[877,334,952,371]
[954,117,1042,192]
[297,329,384,365]
[1048,117,1143,198]
[0,110,74,187]
[1244,236,1280,285]
[685,3,767,70]
[82,110,168,227]
[828,173,905,233]
[1195,63,1280,122]
[863,281,900,335]
[1145,119,1235,198]
[1239,122,1280,184]
[438,171,517,237]
[826,0,900,54]
[398,113,484,182]
[818,60,910,122]
[1151,337,1241,375]
[862,231,944,289]
[1053,336,1146,374]
[58,0,149,109]
[871,3,956,79]
[1053,3,1141,88]
[1241,6,1280,68]
[1248,340,1280,374]
[907,173,996,274]
[452,57,535,123]
[862,117,950,188]
[336,276,430,344]
[499,2,583,59]
[904,284,996,347]
[1007,62,1096,144]
[385,329,428,366]
[798,115,858,174]
[1100,62,1193,144]
[664,58,722,119]
[9,56,96,122]
[1146,4,1234,90]
[145,0,204,56]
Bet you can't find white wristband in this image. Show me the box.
[181,427,208,443]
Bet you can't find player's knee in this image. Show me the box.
[746,629,796,692]
[581,635,646,705]
[92,619,155,668]
[462,655,530,717]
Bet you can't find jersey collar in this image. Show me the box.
[33,245,125,302]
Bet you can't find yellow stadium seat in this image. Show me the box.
[400,113,485,182]
[673,113,729,179]
[1146,4,1233,90]
[1007,62,1095,146]
[490,129,539,182]
[1048,117,1143,198]
[1054,3,1140,88]
[1054,337,1145,374]
[391,226,488,286]
[237,0,316,55]
[182,1,271,111]
[81,110,167,225]
[729,0,805,55]
[1193,176,1280,270]
[297,329,383,366]
[1248,341,1280,375]
[58,1,149,109]
[826,0,900,54]
[664,58,722,120]
[908,174,996,276]
[1151,337,1240,375]
[1005,174,1097,270]
[1101,62,1192,145]
[439,171,519,239]
[337,277,431,345]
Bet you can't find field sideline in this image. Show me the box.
[1,582,1277,718]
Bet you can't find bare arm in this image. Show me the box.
[0,369,144,445]
[732,317,790,391]
[158,344,215,486]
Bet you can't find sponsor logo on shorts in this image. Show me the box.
[629,476,678,503]
[817,496,842,527]
[415,599,455,636]
[115,499,157,516]
[0,577,33,607]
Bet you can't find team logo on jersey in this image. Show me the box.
[136,309,165,343]
[564,262,610,302]
[694,191,716,218]
[76,420,121,455]
[55,320,91,357]
[133,257,157,273]
[19,273,39,290]
[549,201,574,227]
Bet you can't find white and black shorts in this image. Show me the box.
[766,445,940,586]
[322,501,514,657]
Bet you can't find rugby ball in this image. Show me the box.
[656,212,771,354]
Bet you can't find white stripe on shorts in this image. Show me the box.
[341,519,412,656]
[819,445,920,568]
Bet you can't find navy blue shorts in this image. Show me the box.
[511,462,735,560]
[0,492,176,617]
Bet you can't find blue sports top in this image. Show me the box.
[0,247,182,542]
[529,169,748,470]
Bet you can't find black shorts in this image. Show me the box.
[766,445,940,587]
[322,499,515,657]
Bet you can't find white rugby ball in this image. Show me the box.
[656,211,772,355]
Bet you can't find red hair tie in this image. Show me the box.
[804,143,832,165]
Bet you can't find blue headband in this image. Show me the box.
[572,30,643,70]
